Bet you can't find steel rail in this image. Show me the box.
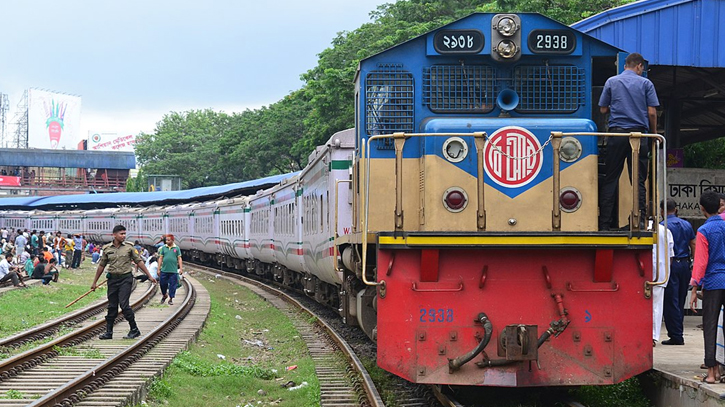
[0,281,156,380]
[0,292,110,349]
[193,265,385,407]
[28,278,195,407]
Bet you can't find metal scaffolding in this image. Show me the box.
[0,93,8,148]
[12,90,28,149]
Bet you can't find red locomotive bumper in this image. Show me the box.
[375,233,654,387]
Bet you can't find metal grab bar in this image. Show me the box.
[412,281,464,292]
[361,132,492,287]
[333,179,352,273]
[551,131,667,296]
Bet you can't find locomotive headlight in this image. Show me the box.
[443,187,468,212]
[496,40,519,59]
[496,17,518,37]
[559,137,582,162]
[442,137,468,163]
[559,187,582,212]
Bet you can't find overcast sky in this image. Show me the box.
[0,0,384,143]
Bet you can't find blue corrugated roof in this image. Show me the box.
[0,148,136,169]
[572,0,725,67]
[0,196,48,207]
[0,172,299,210]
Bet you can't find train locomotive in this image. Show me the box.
[0,13,666,388]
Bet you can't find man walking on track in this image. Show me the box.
[91,225,157,340]
[158,234,183,305]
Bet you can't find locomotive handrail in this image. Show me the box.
[334,179,352,273]
[361,131,667,294]
[361,132,489,287]
[552,131,668,296]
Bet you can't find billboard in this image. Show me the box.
[87,131,136,152]
[28,89,82,150]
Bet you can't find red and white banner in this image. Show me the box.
[0,176,21,187]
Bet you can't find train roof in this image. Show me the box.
[0,172,299,211]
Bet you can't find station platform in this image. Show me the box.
[652,315,725,406]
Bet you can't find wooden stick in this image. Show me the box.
[65,280,107,308]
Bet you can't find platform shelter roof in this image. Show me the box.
[0,172,299,210]
[0,148,136,169]
[572,0,725,68]
[573,0,725,147]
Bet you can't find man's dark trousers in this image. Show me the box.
[702,289,725,367]
[663,259,691,343]
[599,128,649,229]
[105,274,135,325]
[72,249,82,268]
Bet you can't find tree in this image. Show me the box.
[135,0,633,187]
[135,110,237,189]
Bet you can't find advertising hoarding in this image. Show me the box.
[28,89,82,150]
[87,131,136,152]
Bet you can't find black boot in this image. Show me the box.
[124,318,141,339]
[99,321,113,340]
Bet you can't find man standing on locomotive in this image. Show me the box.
[660,199,696,345]
[598,52,659,230]
[91,225,157,340]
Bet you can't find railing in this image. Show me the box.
[359,131,666,292]
[17,175,127,190]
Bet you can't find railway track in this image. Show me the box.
[195,265,594,407]
[0,277,210,406]
[192,265,391,407]
[0,281,146,352]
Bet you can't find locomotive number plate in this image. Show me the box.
[420,308,454,323]
[528,29,576,54]
[434,30,485,54]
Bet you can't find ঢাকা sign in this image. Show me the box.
[483,126,543,188]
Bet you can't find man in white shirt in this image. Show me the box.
[14,233,27,263]
[0,253,25,287]
[653,223,675,346]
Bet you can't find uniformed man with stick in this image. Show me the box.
[91,225,157,340]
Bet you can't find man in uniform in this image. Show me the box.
[598,52,659,230]
[661,199,696,345]
[91,225,157,340]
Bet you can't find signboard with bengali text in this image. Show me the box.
[668,168,725,219]
[87,131,136,152]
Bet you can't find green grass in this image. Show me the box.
[137,277,320,407]
[572,377,652,407]
[0,257,106,339]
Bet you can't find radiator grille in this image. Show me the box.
[513,65,585,112]
[366,66,414,150]
[423,65,495,113]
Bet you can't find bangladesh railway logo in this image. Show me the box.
[92,134,101,143]
[484,126,543,188]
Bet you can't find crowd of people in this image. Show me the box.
[0,228,97,287]
[651,193,725,385]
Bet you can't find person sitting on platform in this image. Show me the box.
[91,247,100,264]
[0,253,26,287]
[31,257,57,285]
[24,254,35,278]
[42,247,53,263]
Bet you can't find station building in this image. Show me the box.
[0,149,135,197]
